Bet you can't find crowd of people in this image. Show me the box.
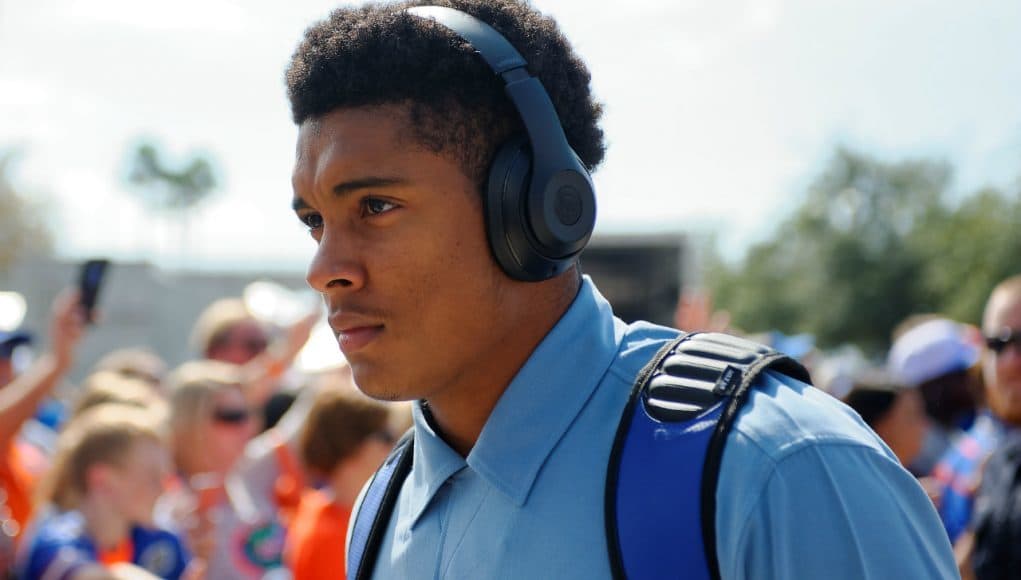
[712,275,1021,580]
[1,292,410,579]
[1,272,1019,578]
[3,0,1020,578]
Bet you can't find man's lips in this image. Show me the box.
[330,313,384,354]
[336,325,383,353]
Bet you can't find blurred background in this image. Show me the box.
[2,0,1021,372]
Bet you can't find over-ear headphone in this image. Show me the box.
[407,6,597,282]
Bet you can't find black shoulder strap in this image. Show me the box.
[606,332,811,580]
[348,429,414,580]
[695,333,809,579]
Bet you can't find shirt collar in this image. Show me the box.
[405,277,623,526]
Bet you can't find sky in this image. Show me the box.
[2,0,1020,275]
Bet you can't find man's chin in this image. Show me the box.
[350,370,414,402]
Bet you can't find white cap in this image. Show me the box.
[888,318,979,387]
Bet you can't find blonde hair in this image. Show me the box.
[166,360,245,474]
[189,298,259,356]
[71,371,167,422]
[92,347,167,389]
[39,404,163,510]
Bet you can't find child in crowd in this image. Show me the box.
[17,404,190,580]
[285,388,400,579]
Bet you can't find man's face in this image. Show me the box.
[983,290,1021,424]
[291,105,527,403]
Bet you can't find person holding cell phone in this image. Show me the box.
[1,290,88,564]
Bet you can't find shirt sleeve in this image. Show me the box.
[719,440,958,580]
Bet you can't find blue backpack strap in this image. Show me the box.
[348,429,414,580]
[606,332,811,580]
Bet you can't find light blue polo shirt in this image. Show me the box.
[365,278,956,579]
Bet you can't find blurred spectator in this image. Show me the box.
[71,371,167,421]
[965,274,1021,579]
[160,360,327,579]
[92,348,168,394]
[928,276,1021,544]
[1,291,85,558]
[190,298,270,366]
[189,297,318,417]
[889,317,982,475]
[0,330,31,388]
[842,372,928,468]
[18,405,189,580]
[284,388,398,578]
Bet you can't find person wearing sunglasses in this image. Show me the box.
[160,360,349,580]
[189,298,318,430]
[964,274,1021,579]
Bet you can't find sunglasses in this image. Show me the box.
[212,407,251,425]
[985,328,1021,355]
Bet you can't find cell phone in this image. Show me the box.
[78,259,109,324]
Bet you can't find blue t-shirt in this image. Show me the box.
[362,278,956,579]
[930,410,1007,542]
[18,510,189,580]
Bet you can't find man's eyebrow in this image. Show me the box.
[291,177,405,213]
[332,176,405,197]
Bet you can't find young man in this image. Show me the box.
[284,1,955,577]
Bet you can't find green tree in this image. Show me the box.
[709,146,1021,355]
[0,151,52,272]
[128,142,217,212]
[126,141,220,262]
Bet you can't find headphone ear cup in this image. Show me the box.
[485,137,534,280]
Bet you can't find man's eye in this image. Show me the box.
[301,213,323,230]
[363,198,397,216]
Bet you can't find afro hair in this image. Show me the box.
[285,0,605,190]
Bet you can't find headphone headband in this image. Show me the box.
[406,5,596,281]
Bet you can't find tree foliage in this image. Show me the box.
[127,142,218,212]
[709,147,1021,355]
[0,151,53,273]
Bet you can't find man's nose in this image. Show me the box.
[306,232,366,294]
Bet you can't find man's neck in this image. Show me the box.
[424,274,582,457]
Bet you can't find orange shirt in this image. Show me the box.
[285,490,351,580]
[0,442,34,541]
[97,537,134,566]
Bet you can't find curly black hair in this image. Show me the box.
[285,0,605,190]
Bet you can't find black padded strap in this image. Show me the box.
[350,429,414,580]
[605,334,688,580]
[607,332,812,580]
[700,347,809,580]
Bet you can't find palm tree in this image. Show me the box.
[127,141,219,266]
